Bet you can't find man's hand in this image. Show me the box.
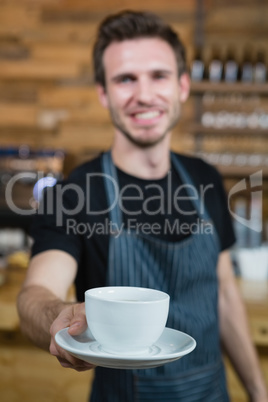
[17,251,94,371]
[49,302,95,371]
[250,392,268,402]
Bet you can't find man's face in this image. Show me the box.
[98,38,189,148]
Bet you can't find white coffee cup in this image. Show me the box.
[85,286,170,355]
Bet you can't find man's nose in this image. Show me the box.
[135,78,154,104]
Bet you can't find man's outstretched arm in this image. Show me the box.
[17,250,94,371]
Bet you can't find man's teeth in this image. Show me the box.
[135,111,161,119]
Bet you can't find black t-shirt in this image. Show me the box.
[31,152,236,301]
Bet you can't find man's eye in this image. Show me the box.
[119,76,134,83]
[154,73,166,80]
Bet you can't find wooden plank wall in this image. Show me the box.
[0,0,195,171]
[0,0,267,172]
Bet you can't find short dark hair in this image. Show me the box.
[93,10,187,87]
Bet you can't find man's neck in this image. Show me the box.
[111,135,171,180]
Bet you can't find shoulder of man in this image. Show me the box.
[172,152,223,187]
[67,153,103,184]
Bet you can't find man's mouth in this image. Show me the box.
[134,111,161,119]
[130,110,163,125]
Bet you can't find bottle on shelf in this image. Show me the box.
[191,47,205,82]
[224,46,239,83]
[208,46,223,82]
[233,198,248,248]
[248,194,263,248]
[254,50,267,84]
[240,47,254,83]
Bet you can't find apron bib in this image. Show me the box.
[90,151,229,402]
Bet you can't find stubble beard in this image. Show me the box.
[109,103,181,149]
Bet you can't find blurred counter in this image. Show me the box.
[0,266,267,402]
[238,280,268,347]
[0,264,93,402]
[0,266,22,331]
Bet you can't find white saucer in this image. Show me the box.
[55,327,196,369]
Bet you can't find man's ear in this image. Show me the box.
[179,73,191,103]
[96,84,109,108]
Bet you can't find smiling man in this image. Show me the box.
[17,10,267,402]
[98,38,187,150]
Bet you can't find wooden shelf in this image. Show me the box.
[217,165,268,178]
[188,124,268,136]
[191,81,268,95]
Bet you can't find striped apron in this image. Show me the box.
[90,151,230,402]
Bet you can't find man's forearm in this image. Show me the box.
[219,279,267,401]
[17,285,70,350]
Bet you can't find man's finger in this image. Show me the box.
[68,319,87,335]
